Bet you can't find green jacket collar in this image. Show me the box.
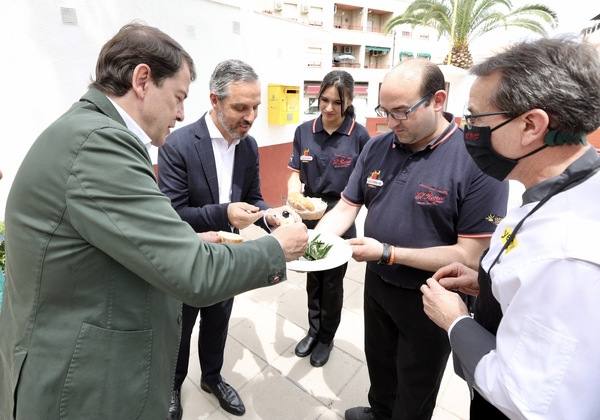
[80,88,126,127]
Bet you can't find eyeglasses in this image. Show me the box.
[463,111,513,128]
[375,94,432,120]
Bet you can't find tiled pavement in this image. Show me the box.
[179,223,470,420]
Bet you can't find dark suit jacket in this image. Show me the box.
[158,114,268,233]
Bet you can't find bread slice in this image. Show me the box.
[288,192,315,211]
[217,231,245,244]
[286,194,327,220]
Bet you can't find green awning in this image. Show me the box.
[366,46,390,53]
[399,51,414,57]
[417,52,431,58]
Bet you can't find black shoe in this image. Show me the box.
[200,379,246,416]
[294,335,317,357]
[310,340,333,367]
[344,406,375,420]
[166,389,182,420]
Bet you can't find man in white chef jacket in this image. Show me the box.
[420,37,600,420]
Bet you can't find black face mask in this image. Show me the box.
[464,117,547,181]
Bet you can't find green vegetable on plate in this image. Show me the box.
[304,233,333,261]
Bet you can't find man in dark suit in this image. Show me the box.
[158,59,278,419]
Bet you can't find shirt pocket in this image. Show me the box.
[505,316,576,415]
[59,322,153,420]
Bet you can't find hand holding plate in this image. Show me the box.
[348,237,384,262]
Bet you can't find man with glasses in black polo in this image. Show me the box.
[316,59,509,420]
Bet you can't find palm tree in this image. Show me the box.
[386,0,558,68]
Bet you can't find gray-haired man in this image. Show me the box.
[159,60,280,418]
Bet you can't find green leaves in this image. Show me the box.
[304,234,333,261]
[385,0,558,68]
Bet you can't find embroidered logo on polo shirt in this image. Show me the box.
[300,148,313,162]
[331,154,353,168]
[415,184,448,206]
[500,227,518,253]
[485,213,503,226]
[366,170,383,188]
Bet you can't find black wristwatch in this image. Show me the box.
[378,243,391,265]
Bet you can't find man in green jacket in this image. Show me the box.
[0,23,307,420]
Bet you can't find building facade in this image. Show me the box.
[1,0,461,213]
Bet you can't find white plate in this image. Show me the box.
[287,229,352,272]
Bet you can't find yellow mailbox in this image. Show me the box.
[268,84,300,125]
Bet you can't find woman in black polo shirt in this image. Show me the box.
[287,70,370,367]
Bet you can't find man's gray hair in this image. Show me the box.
[471,37,600,133]
[209,59,258,99]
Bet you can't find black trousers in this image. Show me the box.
[304,218,354,344]
[173,298,234,390]
[364,269,450,420]
[306,262,347,343]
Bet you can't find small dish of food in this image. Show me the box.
[287,192,327,220]
[268,205,302,226]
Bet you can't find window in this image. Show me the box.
[309,6,323,25]
[401,31,411,38]
[305,46,322,68]
[282,2,297,18]
[365,46,391,68]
